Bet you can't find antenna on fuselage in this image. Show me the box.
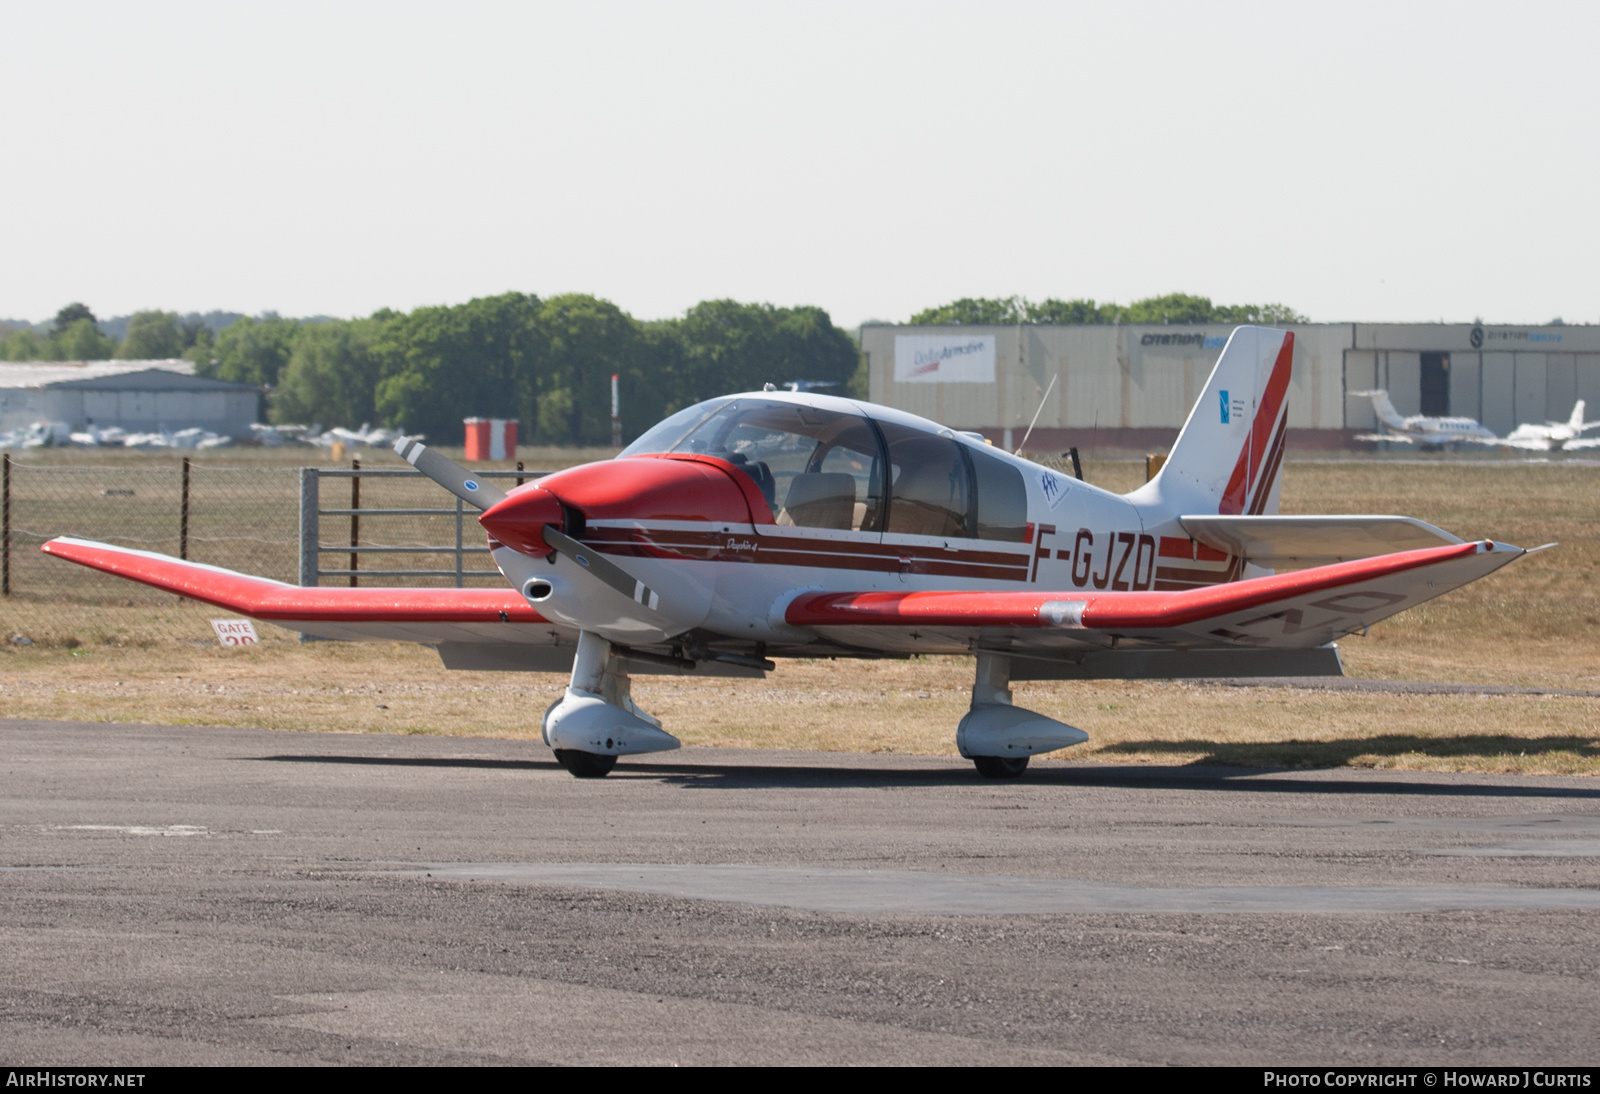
[1013,373,1057,456]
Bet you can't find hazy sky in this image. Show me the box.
[4,1,1596,328]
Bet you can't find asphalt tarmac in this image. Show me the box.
[3,718,1598,1066]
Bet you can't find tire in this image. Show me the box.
[972,755,1029,779]
[554,750,617,778]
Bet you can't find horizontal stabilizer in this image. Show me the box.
[1179,515,1463,566]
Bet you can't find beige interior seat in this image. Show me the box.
[777,472,858,529]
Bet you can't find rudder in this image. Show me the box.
[1146,326,1294,517]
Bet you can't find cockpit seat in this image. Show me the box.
[777,472,857,530]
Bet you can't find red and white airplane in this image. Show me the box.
[44,327,1532,778]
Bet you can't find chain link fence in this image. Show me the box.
[1,455,538,648]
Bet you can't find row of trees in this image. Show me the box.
[206,294,863,446]
[3,291,1308,445]
[0,305,219,364]
[907,293,1308,327]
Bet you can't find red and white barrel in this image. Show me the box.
[464,418,518,461]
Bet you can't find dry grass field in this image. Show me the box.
[3,452,1598,775]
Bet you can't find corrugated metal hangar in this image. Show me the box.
[860,322,1600,449]
[0,361,260,436]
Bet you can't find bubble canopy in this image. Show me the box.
[619,396,1026,540]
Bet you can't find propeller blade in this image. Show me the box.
[543,525,663,613]
[394,438,507,510]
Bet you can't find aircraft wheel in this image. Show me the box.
[972,755,1029,779]
[554,750,617,778]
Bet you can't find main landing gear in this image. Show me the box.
[541,631,680,778]
[956,652,1088,779]
[972,755,1030,779]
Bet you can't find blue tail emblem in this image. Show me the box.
[1219,389,1230,424]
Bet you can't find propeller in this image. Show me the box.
[395,437,664,615]
[393,438,507,510]
[542,525,662,613]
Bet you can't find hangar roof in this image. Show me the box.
[43,367,257,393]
[0,359,196,390]
[0,360,256,393]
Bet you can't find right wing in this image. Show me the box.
[786,539,1527,654]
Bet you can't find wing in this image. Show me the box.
[41,537,579,666]
[785,540,1525,656]
[1178,514,1462,566]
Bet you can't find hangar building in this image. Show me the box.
[860,322,1600,450]
[0,360,260,437]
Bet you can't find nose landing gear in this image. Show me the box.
[542,631,679,777]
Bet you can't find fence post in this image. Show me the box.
[298,467,319,587]
[455,497,464,588]
[180,457,191,560]
[2,453,10,596]
[349,457,360,587]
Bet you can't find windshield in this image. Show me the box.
[664,399,885,531]
[618,397,733,459]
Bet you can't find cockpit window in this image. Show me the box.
[666,400,885,531]
[618,397,733,459]
[876,422,1029,542]
[879,421,970,538]
[968,446,1029,542]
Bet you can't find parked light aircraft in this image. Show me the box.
[45,327,1533,778]
[1353,389,1599,451]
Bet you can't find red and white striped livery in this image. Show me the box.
[44,327,1531,778]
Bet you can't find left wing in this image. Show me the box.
[786,540,1526,653]
[41,538,578,666]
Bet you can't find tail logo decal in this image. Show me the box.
[1219,390,1230,424]
[1219,332,1295,516]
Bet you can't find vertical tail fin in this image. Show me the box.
[1146,326,1294,517]
[1350,389,1407,431]
[1569,400,1586,432]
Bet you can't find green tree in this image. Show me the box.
[908,293,1309,326]
[54,318,116,361]
[52,303,97,335]
[372,293,544,442]
[199,315,300,385]
[115,311,184,359]
[0,328,43,361]
[1122,293,1218,324]
[1212,302,1309,324]
[271,318,386,427]
[533,294,648,446]
[907,296,1026,325]
[1024,298,1123,324]
[660,300,859,410]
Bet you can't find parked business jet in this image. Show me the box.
[1504,401,1600,451]
[45,328,1532,778]
[1354,389,1599,451]
[1350,390,1498,446]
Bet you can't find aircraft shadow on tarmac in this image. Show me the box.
[255,752,1600,799]
[1097,733,1600,771]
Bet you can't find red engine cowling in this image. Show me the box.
[478,454,769,557]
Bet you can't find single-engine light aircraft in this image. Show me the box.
[44,327,1533,778]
